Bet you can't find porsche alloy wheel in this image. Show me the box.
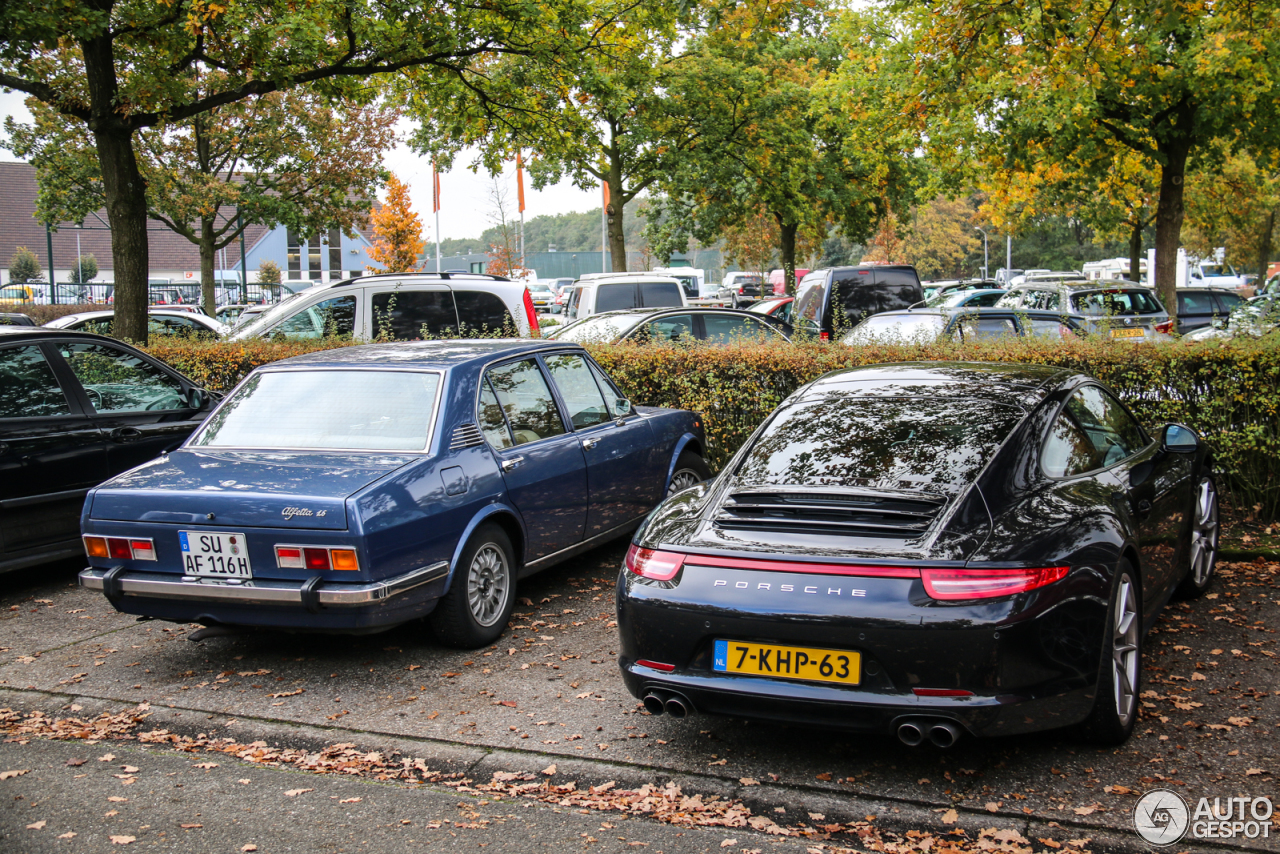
[1111,574,1140,727]
[1190,476,1219,587]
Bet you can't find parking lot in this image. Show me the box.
[1,545,1276,853]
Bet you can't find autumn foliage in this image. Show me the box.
[367,174,426,273]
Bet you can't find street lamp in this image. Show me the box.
[974,226,989,281]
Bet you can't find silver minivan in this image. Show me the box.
[229,273,539,341]
[561,273,686,321]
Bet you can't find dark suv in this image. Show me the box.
[1174,288,1244,335]
[793,265,924,340]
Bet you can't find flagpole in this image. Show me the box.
[601,181,608,273]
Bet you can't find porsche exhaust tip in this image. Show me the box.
[642,693,667,715]
[663,694,692,719]
[928,721,962,749]
[897,720,925,747]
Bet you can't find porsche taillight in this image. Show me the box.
[625,544,685,581]
[920,566,1069,600]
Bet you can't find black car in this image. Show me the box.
[793,265,924,340]
[0,327,216,574]
[1173,288,1244,335]
[617,362,1217,746]
[716,276,765,308]
[548,307,789,345]
[0,313,36,326]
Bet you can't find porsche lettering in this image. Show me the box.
[712,579,866,597]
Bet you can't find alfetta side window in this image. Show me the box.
[485,359,566,446]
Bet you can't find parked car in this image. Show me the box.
[921,288,1008,309]
[617,362,1217,744]
[995,280,1171,341]
[921,279,998,301]
[561,273,686,321]
[1184,294,1280,341]
[0,285,35,305]
[229,273,539,341]
[720,272,765,301]
[746,297,796,335]
[653,267,707,300]
[842,307,1086,344]
[79,340,708,646]
[0,327,217,574]
[1171,288,1245,335]
[716,274,766,308]
[526,282,556,310]
[45,309,229,340]
[793,265,925,340]
[548,307,790,345]
[0,313,36,326]
[215,304,250,327]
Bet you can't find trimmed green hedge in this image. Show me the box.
[140,335,1280,520]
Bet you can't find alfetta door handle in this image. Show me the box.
[581,438,599,450]
[500,456,524,472]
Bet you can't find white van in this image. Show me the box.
[652,267,708,299]
[563,273,687,321]
[228,273,539,341]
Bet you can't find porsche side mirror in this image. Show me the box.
[186,388,207,410]
[1162,423,1199,454]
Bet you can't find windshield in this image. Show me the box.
[1071,290,1163,316]
[738,395,1024,495]
[230,288,322,338]
[843,314,947,344]
[548,313,644,342]
[1200,264,1235,277]
[193,370,440,451]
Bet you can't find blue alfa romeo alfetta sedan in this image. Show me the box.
[79,340,708,647]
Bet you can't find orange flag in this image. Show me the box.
[517,152,526,214]
[432,162,441,213]
[602,179,610,208]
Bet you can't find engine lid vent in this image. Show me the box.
[715,489,947,538]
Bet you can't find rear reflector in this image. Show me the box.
[913,688,974,697]
[819,331,830,341]
[636,659,676,672]
[303,548,331,571]
[625,544,685,581]
[1154,319,1174,334]
[921,566,1069,600]
[83,535,155,561]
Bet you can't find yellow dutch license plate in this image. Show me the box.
[713,640,860,685]
[1110,327,1145,338]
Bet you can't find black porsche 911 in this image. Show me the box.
[616,362,1218,746]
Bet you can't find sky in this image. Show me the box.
[0,92,601,242]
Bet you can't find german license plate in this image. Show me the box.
[179,531,252,579]
[1110,327,1145,338]
[713,640,860,685]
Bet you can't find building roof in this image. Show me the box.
[0,161,272,275]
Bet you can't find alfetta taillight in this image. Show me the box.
[276,545,359,571]
[83,535,155,561]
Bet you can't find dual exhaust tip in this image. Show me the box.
[897,718,962,748]
[642,690,693,719]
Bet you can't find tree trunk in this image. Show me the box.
[1154,140,1192,319]
[607,175,627,273]
[81,25,148,344]
[200,218,217,314]
[779,219,797,295]
[1257,208,1276,294]
[1128,221,1143,285]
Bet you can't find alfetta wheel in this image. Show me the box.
[1175,473,1219,599]
[430,523,516,649]
[668,451,711,496]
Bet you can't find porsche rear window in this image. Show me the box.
[736,395,1023,494]
[193,370,440,451]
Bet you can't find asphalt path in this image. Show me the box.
[1,546,1276,853]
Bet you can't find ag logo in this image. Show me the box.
[1133,789,1190,846]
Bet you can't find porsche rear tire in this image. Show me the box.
[1077,561,1141,746]
[430,524,516,649]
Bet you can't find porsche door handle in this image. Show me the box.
[500,456,524,472]
[1113,492,1152,520]
[110,426,142,442]
[0,441,9,455]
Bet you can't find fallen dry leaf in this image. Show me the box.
[1073,804,1099,816]
[194,762,218,769]
[739,777,759,786]
[109,836,135,845]
[720,840,738,848]
[1245,768,1268,776]
[66,758,86,767]
[241,846,258,853]
[541,764,557,776]
[340,797,362,803]
[26,820,47,829]
[985,802,1001,812]
[284,788,314,797]
[180,824,202,829]
[941,809,958,824]
[57,832,76,839]
[0,769,31,780]
[107,796,127,803]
